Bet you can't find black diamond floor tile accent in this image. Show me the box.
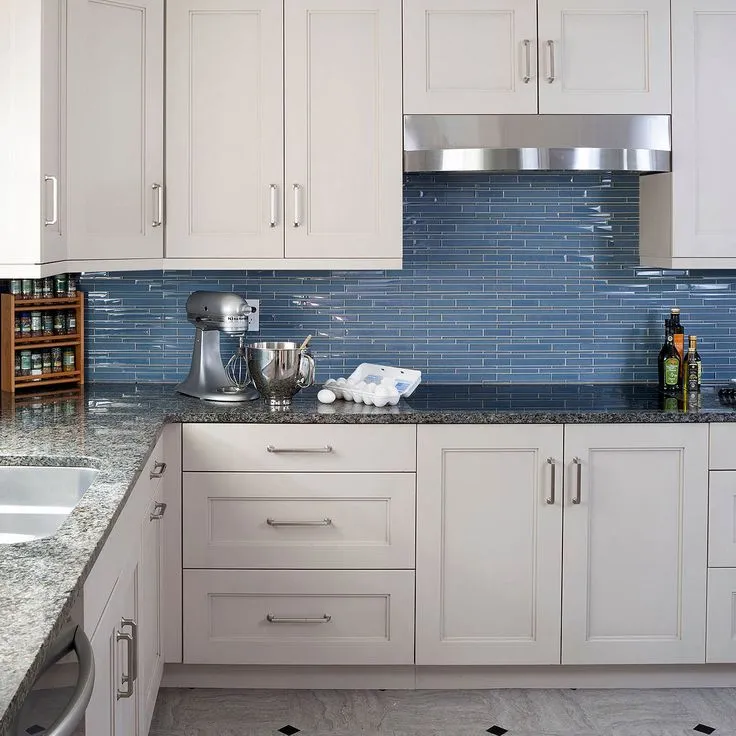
[694,726,716,735]
[486,727,508,735]
[278,727,301,735]
[26,727,45,735]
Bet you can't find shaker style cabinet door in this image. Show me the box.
[166,0,284,260]
[537,0,671,114]
[66,0,164,262]
[403,0,538,114]
[284,0,402,260]
[415,425,564,665]
[562,424,708,665]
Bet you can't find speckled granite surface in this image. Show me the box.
[2,381,736,734]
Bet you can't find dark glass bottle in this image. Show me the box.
[658,319,672,390]
[660,332,681,394]
[686,336,700,393]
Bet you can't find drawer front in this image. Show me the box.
[709,472,736,566]
[182,424,416,472]
[183,472,415,569]
[710,425,736,470]
[707,568,736,663]
[183,569,415,665]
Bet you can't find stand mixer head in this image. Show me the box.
[176,291,259,402]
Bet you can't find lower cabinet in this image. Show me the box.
[183,569,415,665]
[706,568,736,663]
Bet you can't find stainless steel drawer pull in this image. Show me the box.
[269,184,278,227]
[150,461,167,479]
[266,614,332,624]
[150,501,167,521]
[266,445,333,454]
[267,517,332,527]
[293,183,301,227]
[546,457,556,504]
[44,175,59,226]
[546,40,556,83]
[572,457,582,504]
[522,39,532,83]
[116,617,138,700]
[152,183,164,227]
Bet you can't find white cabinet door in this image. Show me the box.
[537,0,671,114]
[416,425,564,665]
[562,424,708,665]
[706,568,736,663]
[284,0,402,260]
[708,472,736,567]
[403,0,537,114]
[66,0,163,262]
[138,480,165,735]
[166,0,284,260]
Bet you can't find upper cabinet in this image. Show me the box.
[0,0,68,275]
[66,0,164,264]
[403,0,672,115]
[640,0,736,269]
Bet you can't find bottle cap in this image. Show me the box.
[671,307,681,314]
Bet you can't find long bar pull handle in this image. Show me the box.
[546,457,556,504]
[150,460,167,479]
[266,614,332,624]
[270,184,278,227]
[572,457,582,504]
[152,183,163,227]
[44,175,59,226]
[267,518,333,527]
[546,40,556,83]
[267,445,333,454]
[150,502,167,521]
[522,39,532,83]
[116,617,138,699]
[293,184,301,227]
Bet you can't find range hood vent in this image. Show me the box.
[404,115,671,173]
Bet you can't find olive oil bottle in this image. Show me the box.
[686,335,702,391]
[659,324,682,394]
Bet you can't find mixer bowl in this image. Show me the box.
[247,341,315,406]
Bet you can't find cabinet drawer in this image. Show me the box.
[707,568,736,663]
[183,472,415,569]
[710,425,736,470]
[708,472,736,566]
[182,424,416,472]
[183,569,415,665]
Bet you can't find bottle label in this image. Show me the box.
[673,334,685,362]
[664,358,679,386]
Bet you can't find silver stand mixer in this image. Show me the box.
[176,291,260,402]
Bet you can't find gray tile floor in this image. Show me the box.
[149,687,736,736]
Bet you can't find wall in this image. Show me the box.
[79,173,736,385]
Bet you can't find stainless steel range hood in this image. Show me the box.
[404,115,671,173]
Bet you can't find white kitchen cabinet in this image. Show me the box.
[640,1,736,269]
[706,568,736,663]
[0,0,67,275]
[166,0,284,260]
[65,0,164,263]
[403,0,538,114]
[284,0,402,260]
[708,472,736,567]
[537,0,671,114]
[415,425,564,665]
[562,424,708,665]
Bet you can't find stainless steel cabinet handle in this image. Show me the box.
[266,614,332,624]
[522,39,532,83]
[44,175,59,226]
[572,457,582,504]
[546,40,556,83]
[546,457,556,504]
[150,460,167,479]
[293,183,301,227]
[150,501,167,520]
[116,617,138,699]
[267,517,332,527]
[266,445,333,454]
[152,183,164,227]
[270,184,278,227]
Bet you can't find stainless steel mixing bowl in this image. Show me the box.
[246,341,316,406]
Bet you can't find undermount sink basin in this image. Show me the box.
[0,466,99,544]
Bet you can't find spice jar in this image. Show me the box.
[42,278,54,299]
[42,313,54,336]
[66,311,77,334]
[21,280,33,299]
[30,311,42,336]
[62,348,75,372]
[51,347,63,373]
[67,274,78,298]
[53,311,66,335]
[20,312,32,337]
[9,280,21,297]
[53,273,68,297]
[30,352,43,376]
[14,315,21,338]
[32,280,43,299]
[20,351,31,376]
[14,353,21,377]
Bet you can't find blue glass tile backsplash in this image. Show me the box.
[79,172,736,385]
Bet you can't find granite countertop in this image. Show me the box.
[2,380,736,733]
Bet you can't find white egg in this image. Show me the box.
[364,382,377,393]
[387,387,401,406]
[317,389,336,404]
[336,377,348,386]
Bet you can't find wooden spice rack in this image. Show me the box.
[1,293,85,393]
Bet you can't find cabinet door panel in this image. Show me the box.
[706,568,736,663]
[166,0,284,259]
[403,0,537,114]
[66,0,163,261]
[538,0,671,114]
[562,424,708,665]
[708,472,736,567]
[284,0,402,260]
[416,425,564,665]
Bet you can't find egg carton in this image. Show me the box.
[324,363,422,407]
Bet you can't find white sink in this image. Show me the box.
[0,466,100,544]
